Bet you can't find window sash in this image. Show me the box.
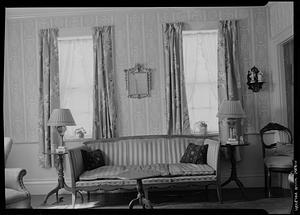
[183,30,218,134]
[58,37,93,139]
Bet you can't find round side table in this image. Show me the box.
[42,152,83,205]
[221,143,250,200]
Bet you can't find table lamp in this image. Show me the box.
[47,108,76,151]
[217,100,246,144]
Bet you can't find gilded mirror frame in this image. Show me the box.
[125,64,152,99]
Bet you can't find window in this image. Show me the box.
[182,30,218,134]
[58,36,93,139]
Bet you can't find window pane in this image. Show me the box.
[58,37,93,139]
[183,30,218,133]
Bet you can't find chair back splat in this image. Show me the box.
[260,122,293,158]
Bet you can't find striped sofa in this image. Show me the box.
[68,135,222,207]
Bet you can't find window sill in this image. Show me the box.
[191,132,219,136]
[64,137,94,143]
[63,133,220,143]
[206,132,219,136]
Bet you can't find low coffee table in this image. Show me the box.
[117,170,161,209]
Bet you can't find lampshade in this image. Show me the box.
[47,109,76,126]
[216,100,246,119]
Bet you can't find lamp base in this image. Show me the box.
[56,126,67,136]
[227,119,237,140]
[226,139,239,145]
[55,126,66,146]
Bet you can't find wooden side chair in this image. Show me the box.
[260,122,294,198]
[288,170,295,214]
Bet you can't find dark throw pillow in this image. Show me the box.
[81,149,105,171]
[180,143,208,164]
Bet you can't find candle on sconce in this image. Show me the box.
[257,71,263,82]
[246,66,264,92]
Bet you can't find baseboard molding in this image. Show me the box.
[25,174,265,195]
[220,174,265,188]
[24,178,73,195]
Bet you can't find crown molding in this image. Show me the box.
[6,6,266,20]
[5,7,128,19]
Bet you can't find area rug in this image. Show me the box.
[153,197,291,214]
[35,201,101,209]
[35,197,291,214]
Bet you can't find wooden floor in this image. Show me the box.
[31,187,292,213]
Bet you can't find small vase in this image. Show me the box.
[199,126,207,136]
[78,133,84,138]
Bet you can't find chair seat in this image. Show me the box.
[264,156,293,169]
[5,188,29,205]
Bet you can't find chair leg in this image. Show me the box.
[72,192,77,208]
[267,170,272,198]
[289,172,294,214]
[264,167,268,198]
[216,182,223,204]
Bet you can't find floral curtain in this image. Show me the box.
[218,20,244,161]
[38,28,60,168]
[163,22,190,135]
[92,26,117,139]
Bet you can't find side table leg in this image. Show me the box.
[63,182,84,203]
[221,177,233,187]
[129,196,139,209]
[235,179,248,200]
[43,184,60,205]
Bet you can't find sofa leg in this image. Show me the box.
[144,189,149,200]
[87,191,91,202]
[72,192,77,208]
[77,191,84,203]
[216,182,223,204]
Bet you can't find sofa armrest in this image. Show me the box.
[68,146,87,188]
[204,139,220,173]
[5,168,30,195]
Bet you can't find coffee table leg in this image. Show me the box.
[129,179,153,209]
[142,198,153,209]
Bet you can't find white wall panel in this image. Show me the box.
[269,2,293,39]
[114,13,130,137]
[144,11,163,135]
[205,8,219,21]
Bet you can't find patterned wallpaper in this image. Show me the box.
[4,7,270,143]
[269,2,293,39]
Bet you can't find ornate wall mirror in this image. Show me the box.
[125,64,152,99]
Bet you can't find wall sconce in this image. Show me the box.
[247,66,264,92]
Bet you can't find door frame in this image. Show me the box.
[277,35,293,127]
[268,24,293,127]
[279,37,294,135]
